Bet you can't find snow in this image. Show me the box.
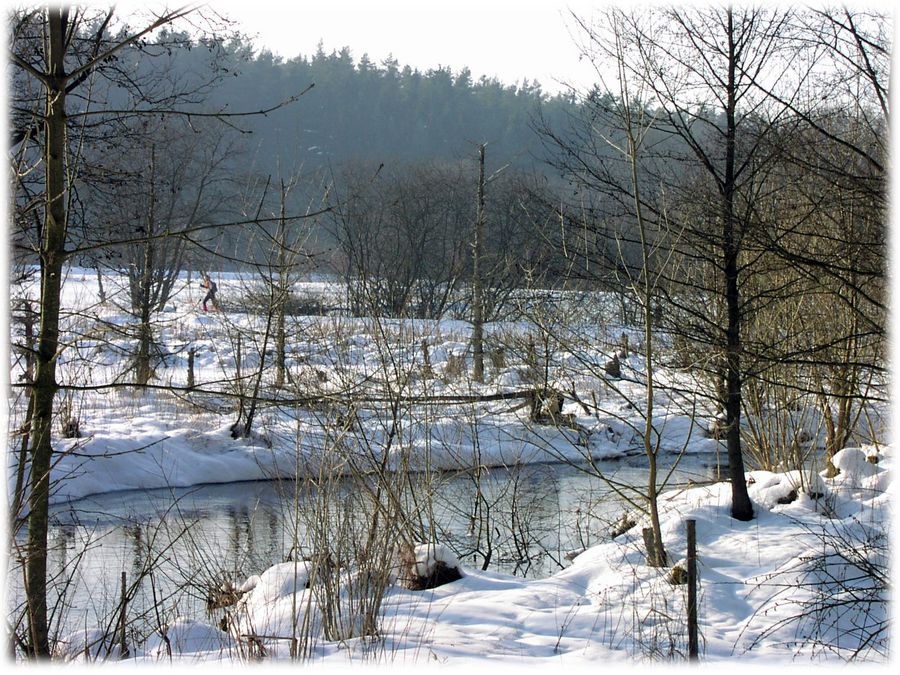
[8,268,891,665]
[143,618,236,660]
[237,561,313,607]
[48,444,884,665]
[411,543,461,578]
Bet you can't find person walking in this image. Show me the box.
[201,274,219,312]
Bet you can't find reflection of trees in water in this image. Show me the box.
[432,462,573,577]
[30,460,721,641]
[128,524,144,583]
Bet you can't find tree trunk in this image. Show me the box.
[135,146,156,385]
[622,66,668,564]
[95,266,106,304]
[471,144,486,383]
[25,7,68,657]
[722,8,754,522]
[136,319,153,385]
[275,181,288,388]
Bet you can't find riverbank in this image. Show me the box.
[8,268,889,664]
[51,444,890,664]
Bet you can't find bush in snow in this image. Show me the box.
[745,516,888,661]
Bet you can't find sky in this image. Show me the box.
[208,0,602,94]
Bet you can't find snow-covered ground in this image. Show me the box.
[49,444,890,665]
[7,268,891,664]
[10,267,729,505]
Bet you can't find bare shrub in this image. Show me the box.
[742,516,888,661]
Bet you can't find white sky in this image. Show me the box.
[208,0,602,94]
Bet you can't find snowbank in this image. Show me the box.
[59,444,887,665]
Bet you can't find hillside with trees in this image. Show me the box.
[203,40,577,170]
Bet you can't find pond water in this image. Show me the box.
[14,453,726,645]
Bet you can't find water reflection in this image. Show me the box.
[21,454,724,642]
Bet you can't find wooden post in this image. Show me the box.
[687,519,699,660]
[187,347,195,390]
[421,339,433,378]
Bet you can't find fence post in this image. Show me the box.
[187,347,195,390]
[687,518,698,660]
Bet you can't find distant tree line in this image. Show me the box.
[202,40,576,171]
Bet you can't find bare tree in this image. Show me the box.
[227,170,325,438]
[540,5,888,523]
[9,7,207,656]
[471,144,487,382]
[7,6,308,657]
[327,161,470,319]
[547,7,812,521]
[754,8,889,467]
[602,10,671,565]
[80,117,239,385]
